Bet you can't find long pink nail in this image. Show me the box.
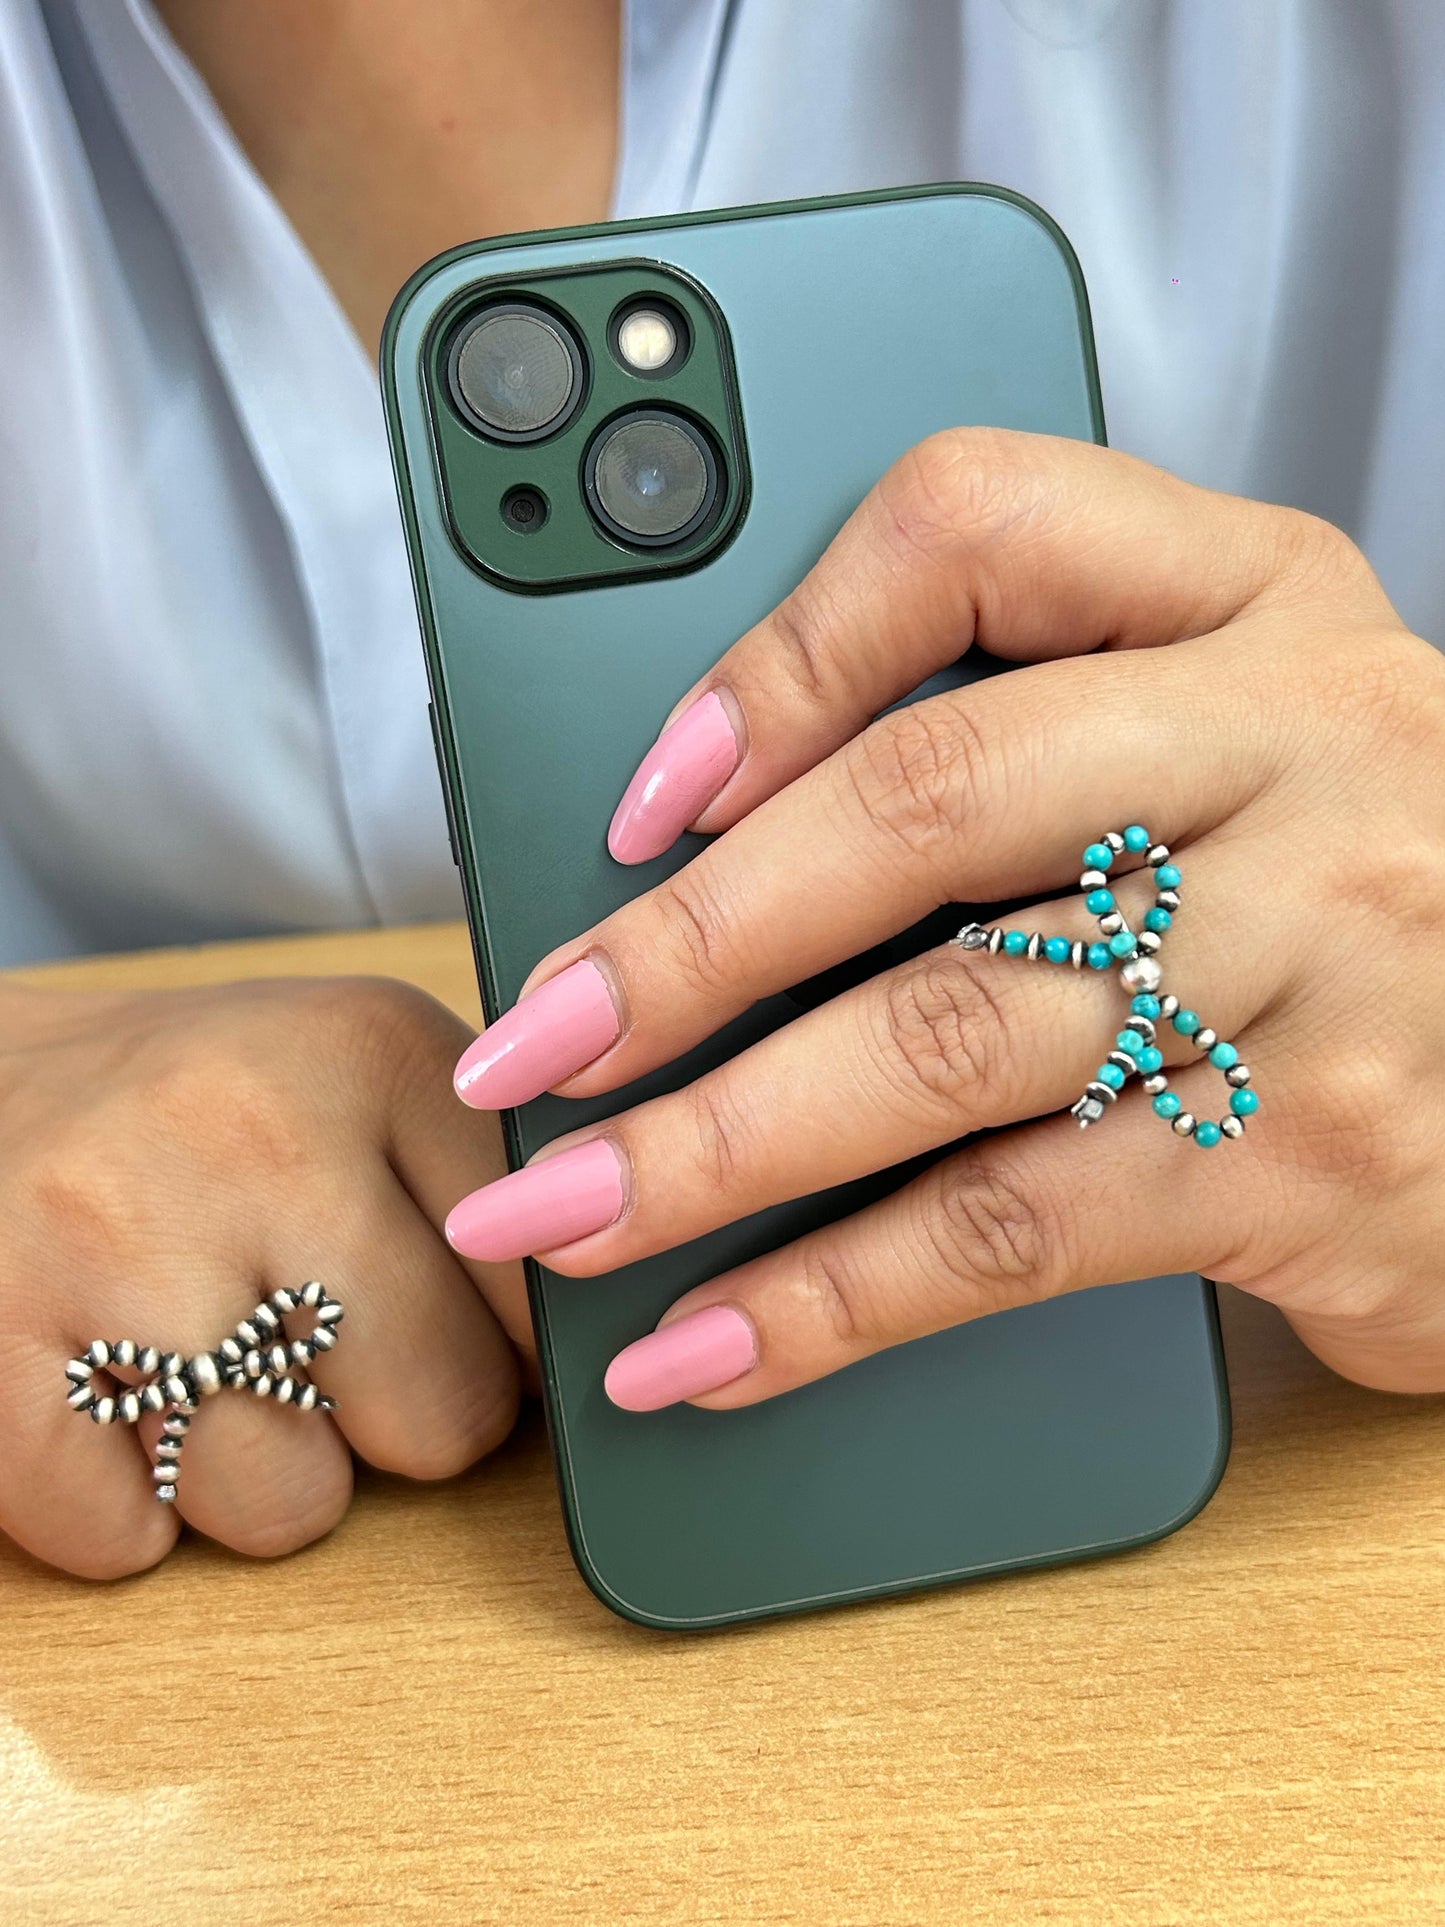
[608,691,740,864]
[446,1139,625,1262]
[604,1304,758,1411]
[454,959,619,1108]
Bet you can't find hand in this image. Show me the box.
[0,975,528,1578]
[444,428,1445,1409]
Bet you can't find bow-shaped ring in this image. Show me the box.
[64,1281,342,1501]
[952,824,1260,1148]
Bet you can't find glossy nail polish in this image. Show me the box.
[446,1139,625,1263]
[604,1304,758,1412]
[607,690,740,865]
[454,958,619,1109]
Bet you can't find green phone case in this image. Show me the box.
[382,185,1229,1630]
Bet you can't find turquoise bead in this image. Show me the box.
[1124,825,1149,852]
[1144,907,1172,933]
[1044,936,1071,964]
[1083,843,1114,871]
[1137,1047,1164,1074]
[1156,864,1182,890]
[1003,930,1028,956]
[1173,1009,1201,1035]
[1116,1029,1145,1056]
[1195,1120,1223,1148]
[1098,1063,1126,1090]
[1085,889,1115,915]
[1131,994,1162,1020]
[1153,1092,1182,1119]
[1230,1088,1260,1116]
[1209,1041,1238,1069]
[1108,931,1137,958]
[1087,943,1113,970]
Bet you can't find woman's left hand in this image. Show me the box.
[444,428,1445,1408]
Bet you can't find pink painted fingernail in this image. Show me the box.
[607,691,740,864]
[446,1139,626,1262]
[454,959,620,1108]
[604,1304,758,1412]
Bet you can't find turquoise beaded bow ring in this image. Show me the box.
[952,825,1259,1147]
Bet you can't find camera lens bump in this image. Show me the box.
[450,304,583,441]
[586,411,719,547]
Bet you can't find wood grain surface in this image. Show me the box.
[3,922,1442,1926]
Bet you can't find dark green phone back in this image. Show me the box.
[383,187,1229,1629]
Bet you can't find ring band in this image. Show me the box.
[953,823,1260,1147]
[64,1281,343,1502]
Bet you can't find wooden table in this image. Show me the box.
[3,923,1442,1926]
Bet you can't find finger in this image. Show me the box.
[448,835,1288,1272]
[605,427,1329,861]
[601,1081,1286,1412]
[304,1156,521,1480]
[0,1331,178,1579]
[468,646,1278,1106]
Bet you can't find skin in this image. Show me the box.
[0,0,617,1577]
[459,428,1445,1400]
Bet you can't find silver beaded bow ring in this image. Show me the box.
[952,824,1260,1147]
[64,1281,343,1502]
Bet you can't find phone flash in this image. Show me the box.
[617,308,678,372]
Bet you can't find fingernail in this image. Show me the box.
[446,1139,626,1262]
[454,959,620,1108]
[608,691,740,865]
[604,1304,758,1412]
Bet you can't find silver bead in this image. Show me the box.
[267,1344,289,1375]
[1130,1016,1157,1045]
[67,1384,96,1410]
[244,1349,264,1379]
[1079,868,1109,892]
[310,1326,338,1353]
[112,1339,137,1369]
[1171,1113,1197,1137]
[1146,844,1170,867]
[1159,994,1180,1019]
[1135,930,1162,956]
[118,1391,142,1425]
[156,1438,181,1461]
[290,1338,313,1363]
[87,1340,111,1369]
[1120,956,1162,993]
[1084,1080,1118,1105]
[160,1352,183,1377]
[275,1377,296,1405]
[253,1374,273,1397]
[1107,1050,1137,1074]
[296,1384,320,1411]
[65,1358,94,1384]
[1221,1115,1245,1139]
[1071,1095,1106,1128]
[156,1483,177,1504]
[190,1353,222,1397]
[140,1383,167,1413]
[91,1397,116,1425]
[1226,1064,1251,1088]
[271,1287,299,1314]
[162,1375,190,1406]
[1142,1073,1168,1096]
[301,1281,325,1309]
[1070,940,1086,969]
[952,922,990,951]
[161,1413,190,1437]
[218,1337,243,1365]
[1155,889,1181,912]
[315,1302,344,1327]
[135,1347,160,1375]
[235,1321,260,1348]
[1194,1028,1218,1053]
[1099,911,1124,936]
[987,928,1004,954]
[253,1304,280,1336]
[1026,932,1043,961]
[1102,832,1125,854]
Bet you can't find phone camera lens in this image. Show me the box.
[449,304,584,441]
[500,485,548,534]
[585,411,719,547]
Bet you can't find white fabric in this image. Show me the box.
[0,0,1441,963]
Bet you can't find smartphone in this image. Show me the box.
[382,185,1229,1630]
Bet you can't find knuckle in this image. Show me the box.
[685,1076,760,1197]
[877,955,1006,1118]
[761,580,841,708]
[369,1368,520,1482]
[799,1241,866,1349]
[844,700,987,870]
[650,865,744,1001]
[918,1159,1052,1313]
[879,428,1043,567]
[1289,1052,1416,1200]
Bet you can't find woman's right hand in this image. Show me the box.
[0,973,529,1579]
